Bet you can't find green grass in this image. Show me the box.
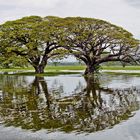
[0,65,85,72]
[45,65,86,70]
[102,66,140,70]
[1,65,140,75]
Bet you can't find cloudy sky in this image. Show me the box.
[0,0,140,39]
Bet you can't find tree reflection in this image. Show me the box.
[0,75,140,133]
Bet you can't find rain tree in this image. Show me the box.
[0,16,66,73]
[62,17,139,75]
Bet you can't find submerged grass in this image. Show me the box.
[2,71,81,76]
[102,66,140,70]
[104,71,140,76]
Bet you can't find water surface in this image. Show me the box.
[0,73,140,140]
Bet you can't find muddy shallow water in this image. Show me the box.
[0,73,140,140]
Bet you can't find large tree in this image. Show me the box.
[0,16,65,73]
[61,17,139,75]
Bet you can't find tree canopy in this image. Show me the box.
[0,16,139,74]
[0,16,66,73]
[60,17,139,74]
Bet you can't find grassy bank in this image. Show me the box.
[102,66,140,70]
[0,65,85,72]
[1,65,140,73]
[45,65,86,71]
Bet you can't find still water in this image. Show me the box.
[0,73,140,140]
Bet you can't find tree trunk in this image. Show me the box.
[34,65,45,74]
[84,64,97,75]
[32,76,51,108]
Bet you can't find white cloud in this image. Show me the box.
[0,0,140,38]
[0,0,59,8]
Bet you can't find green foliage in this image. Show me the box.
[0,55,28,68]
[0,16,67,73]
[0,16,139,74]
[58,17,139,74]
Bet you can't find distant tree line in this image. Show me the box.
[0,16,139,75]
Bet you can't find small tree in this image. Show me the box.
[62,17,139,75]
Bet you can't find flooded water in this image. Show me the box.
[0,73,140,140]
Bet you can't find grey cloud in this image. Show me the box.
[125,0,140,7]
[0,0,140,38]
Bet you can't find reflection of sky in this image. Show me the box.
[1,74,140,139]
[26,74,140,96]
[26,75,86,97]
[104,75,140,89]
[45,75,85,97]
